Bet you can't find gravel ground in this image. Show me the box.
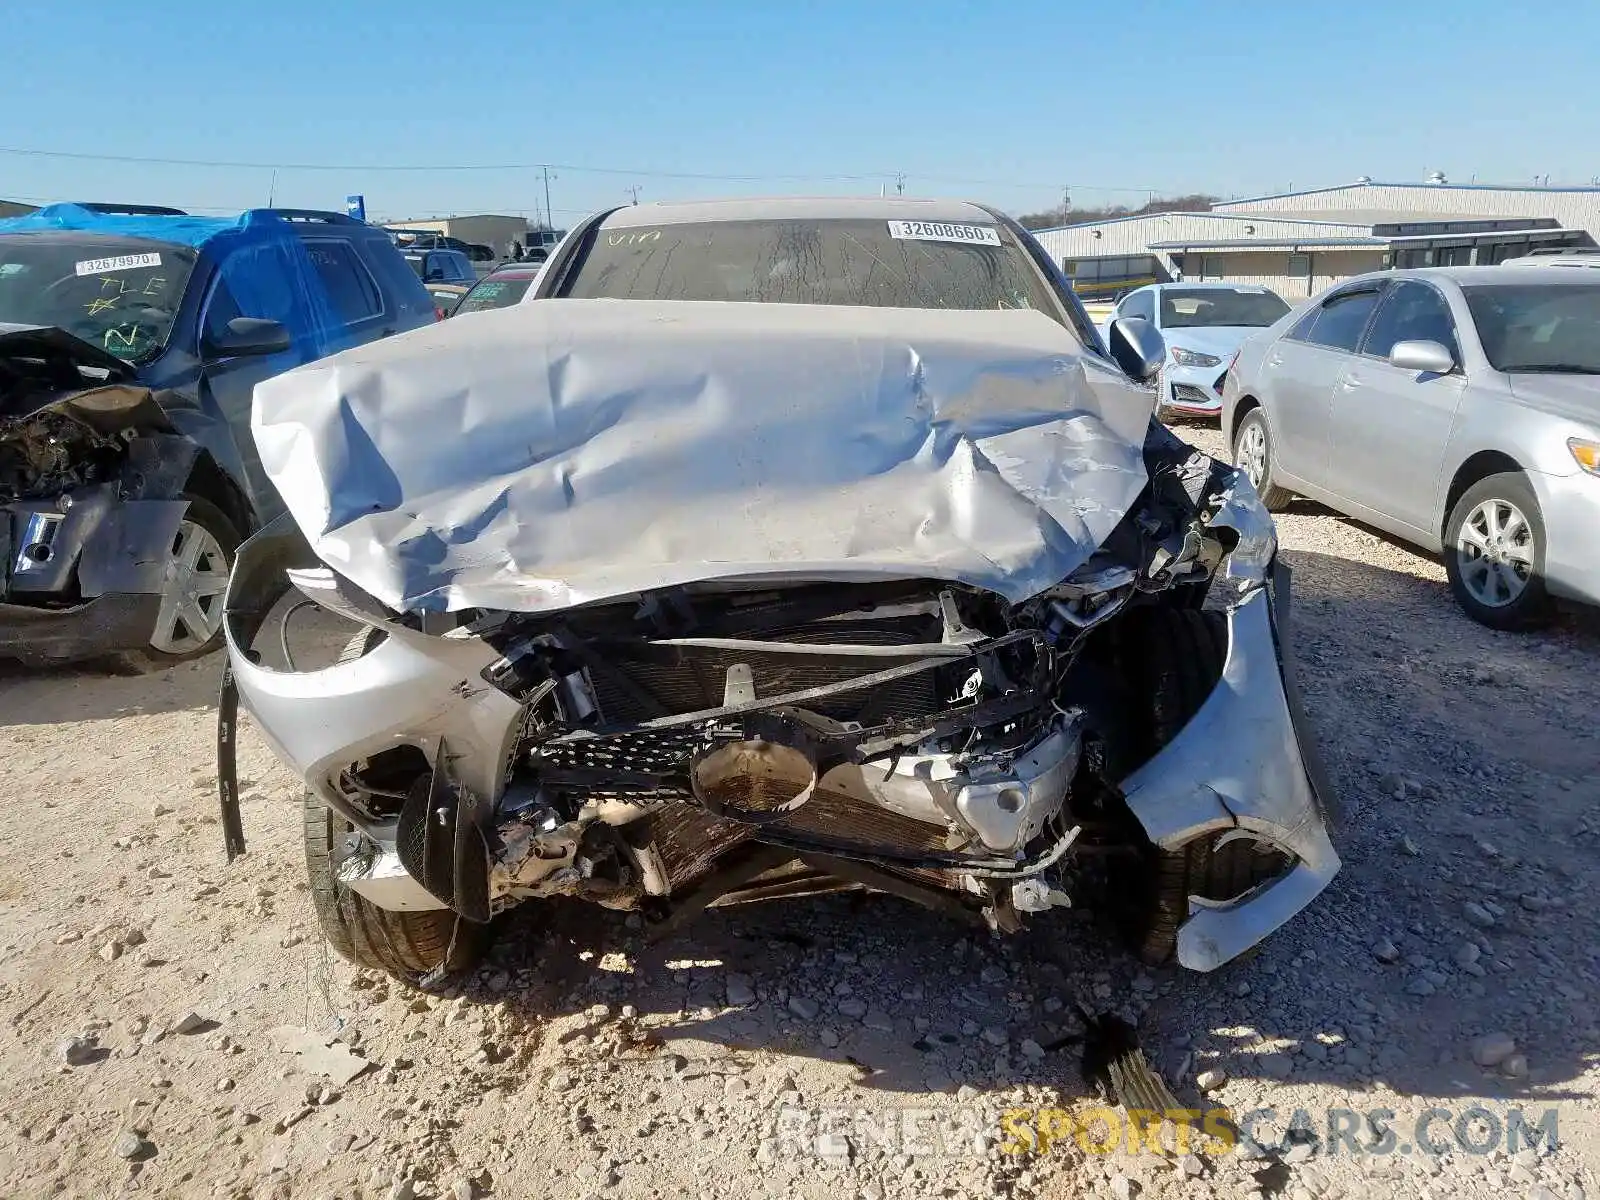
[1,423,1596,1200]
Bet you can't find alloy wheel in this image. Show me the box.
[1454,497,1534,609]
[1236,420,1268,490]
[149,518,231,654]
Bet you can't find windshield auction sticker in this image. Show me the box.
[74,253,163,277]
[886,220,1001,246]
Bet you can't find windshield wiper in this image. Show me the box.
[1501,363,1600,374]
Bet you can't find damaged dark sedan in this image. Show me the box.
[0,205,435,668]
[220,198,1340,983]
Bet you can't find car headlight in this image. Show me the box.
[1170,347,1222,368]
[1569,438,1600,476]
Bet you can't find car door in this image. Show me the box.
[1255,284,1384,487]
[302,237,389,351]
[1324,280,1467,537]
[196,247,318,521]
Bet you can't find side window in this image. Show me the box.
[203,275,243,345]
[1303,289,1382,353]
[1285,305,1321,342]
[1121,290,1156,322]
[304,240,382,323]
[1361,281,1459,361]
[202,245,298,345]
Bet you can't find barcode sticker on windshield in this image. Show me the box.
[887,221,1000,246]
[74,253,163,277]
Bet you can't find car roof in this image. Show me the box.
[599,196,998,228]
[1341,266,1600,289]
[486,266,541,278]
[1144,281,1280,292]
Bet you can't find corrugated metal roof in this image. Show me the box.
[1148,237,1386,250]
[1215,181,1600,209]
[1026,209,1364,236]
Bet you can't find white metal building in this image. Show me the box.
[1032,181,1600,302]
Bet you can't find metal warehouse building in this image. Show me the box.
[1032,180,1600,302]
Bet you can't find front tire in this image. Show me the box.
[1123,607,1291,966]
[1443,472,1553,631]
[304,793,484,981]
[1231,408,1294,511]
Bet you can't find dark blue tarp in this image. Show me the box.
[0,203,342,361]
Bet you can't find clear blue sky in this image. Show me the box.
[5,0,1597,224]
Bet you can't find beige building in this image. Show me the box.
[383,214,534,258]
[1033,180,1600,302]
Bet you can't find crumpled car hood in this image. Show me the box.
[1,323,138,421]
[251,299,1157,614]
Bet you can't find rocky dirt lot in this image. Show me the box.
[1,425,1596,1200]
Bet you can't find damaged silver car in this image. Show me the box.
[219,199,1339,982]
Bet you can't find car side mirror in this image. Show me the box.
[1389,339,1454,374]
[1107,316,1165,382]
[204,317,291,359]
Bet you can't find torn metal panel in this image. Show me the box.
[1117,586,1341,972]
[251,300,1156,614]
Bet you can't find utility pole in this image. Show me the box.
[542,166,556,230]
[625,186,641,205]
[894,172,905,196]
[1060,185,1071,224]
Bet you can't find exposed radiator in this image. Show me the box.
[584,617,941,725]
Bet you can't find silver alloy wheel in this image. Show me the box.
[1454,497,1534,608]
[149,518,231,654]
[1236,419,1268,490]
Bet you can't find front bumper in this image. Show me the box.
[0,490,187,664]
[1118,567,1339,971]
[1530,467,1600,607]
[1159,363,1228,417]
[0,593,162,665]
[223,518,1339,969]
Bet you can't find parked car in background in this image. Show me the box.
[403,248,476,287]
[0,203,435,668]
[451,263,543,315]
[223,196,1338,984]
[1502,247,1600,270]
[424,281,471,317]
[1223,266,1600,630]
[1106,283,1291,420]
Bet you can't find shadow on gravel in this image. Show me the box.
[450,892,1167,1104]
[0,655,223,727]
[1138,547,1600,1108]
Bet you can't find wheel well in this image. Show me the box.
[183,453,254,539]
[1227,396,1260,447]
[1442,450,1524,538]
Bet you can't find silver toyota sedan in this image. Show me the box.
[1223,266,1600,629]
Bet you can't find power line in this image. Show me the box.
[0,145,1167,195]
[0,145,884,182]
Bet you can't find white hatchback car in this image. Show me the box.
[1106,283,1291,419]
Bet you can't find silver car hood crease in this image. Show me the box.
[252,300,1156,613]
